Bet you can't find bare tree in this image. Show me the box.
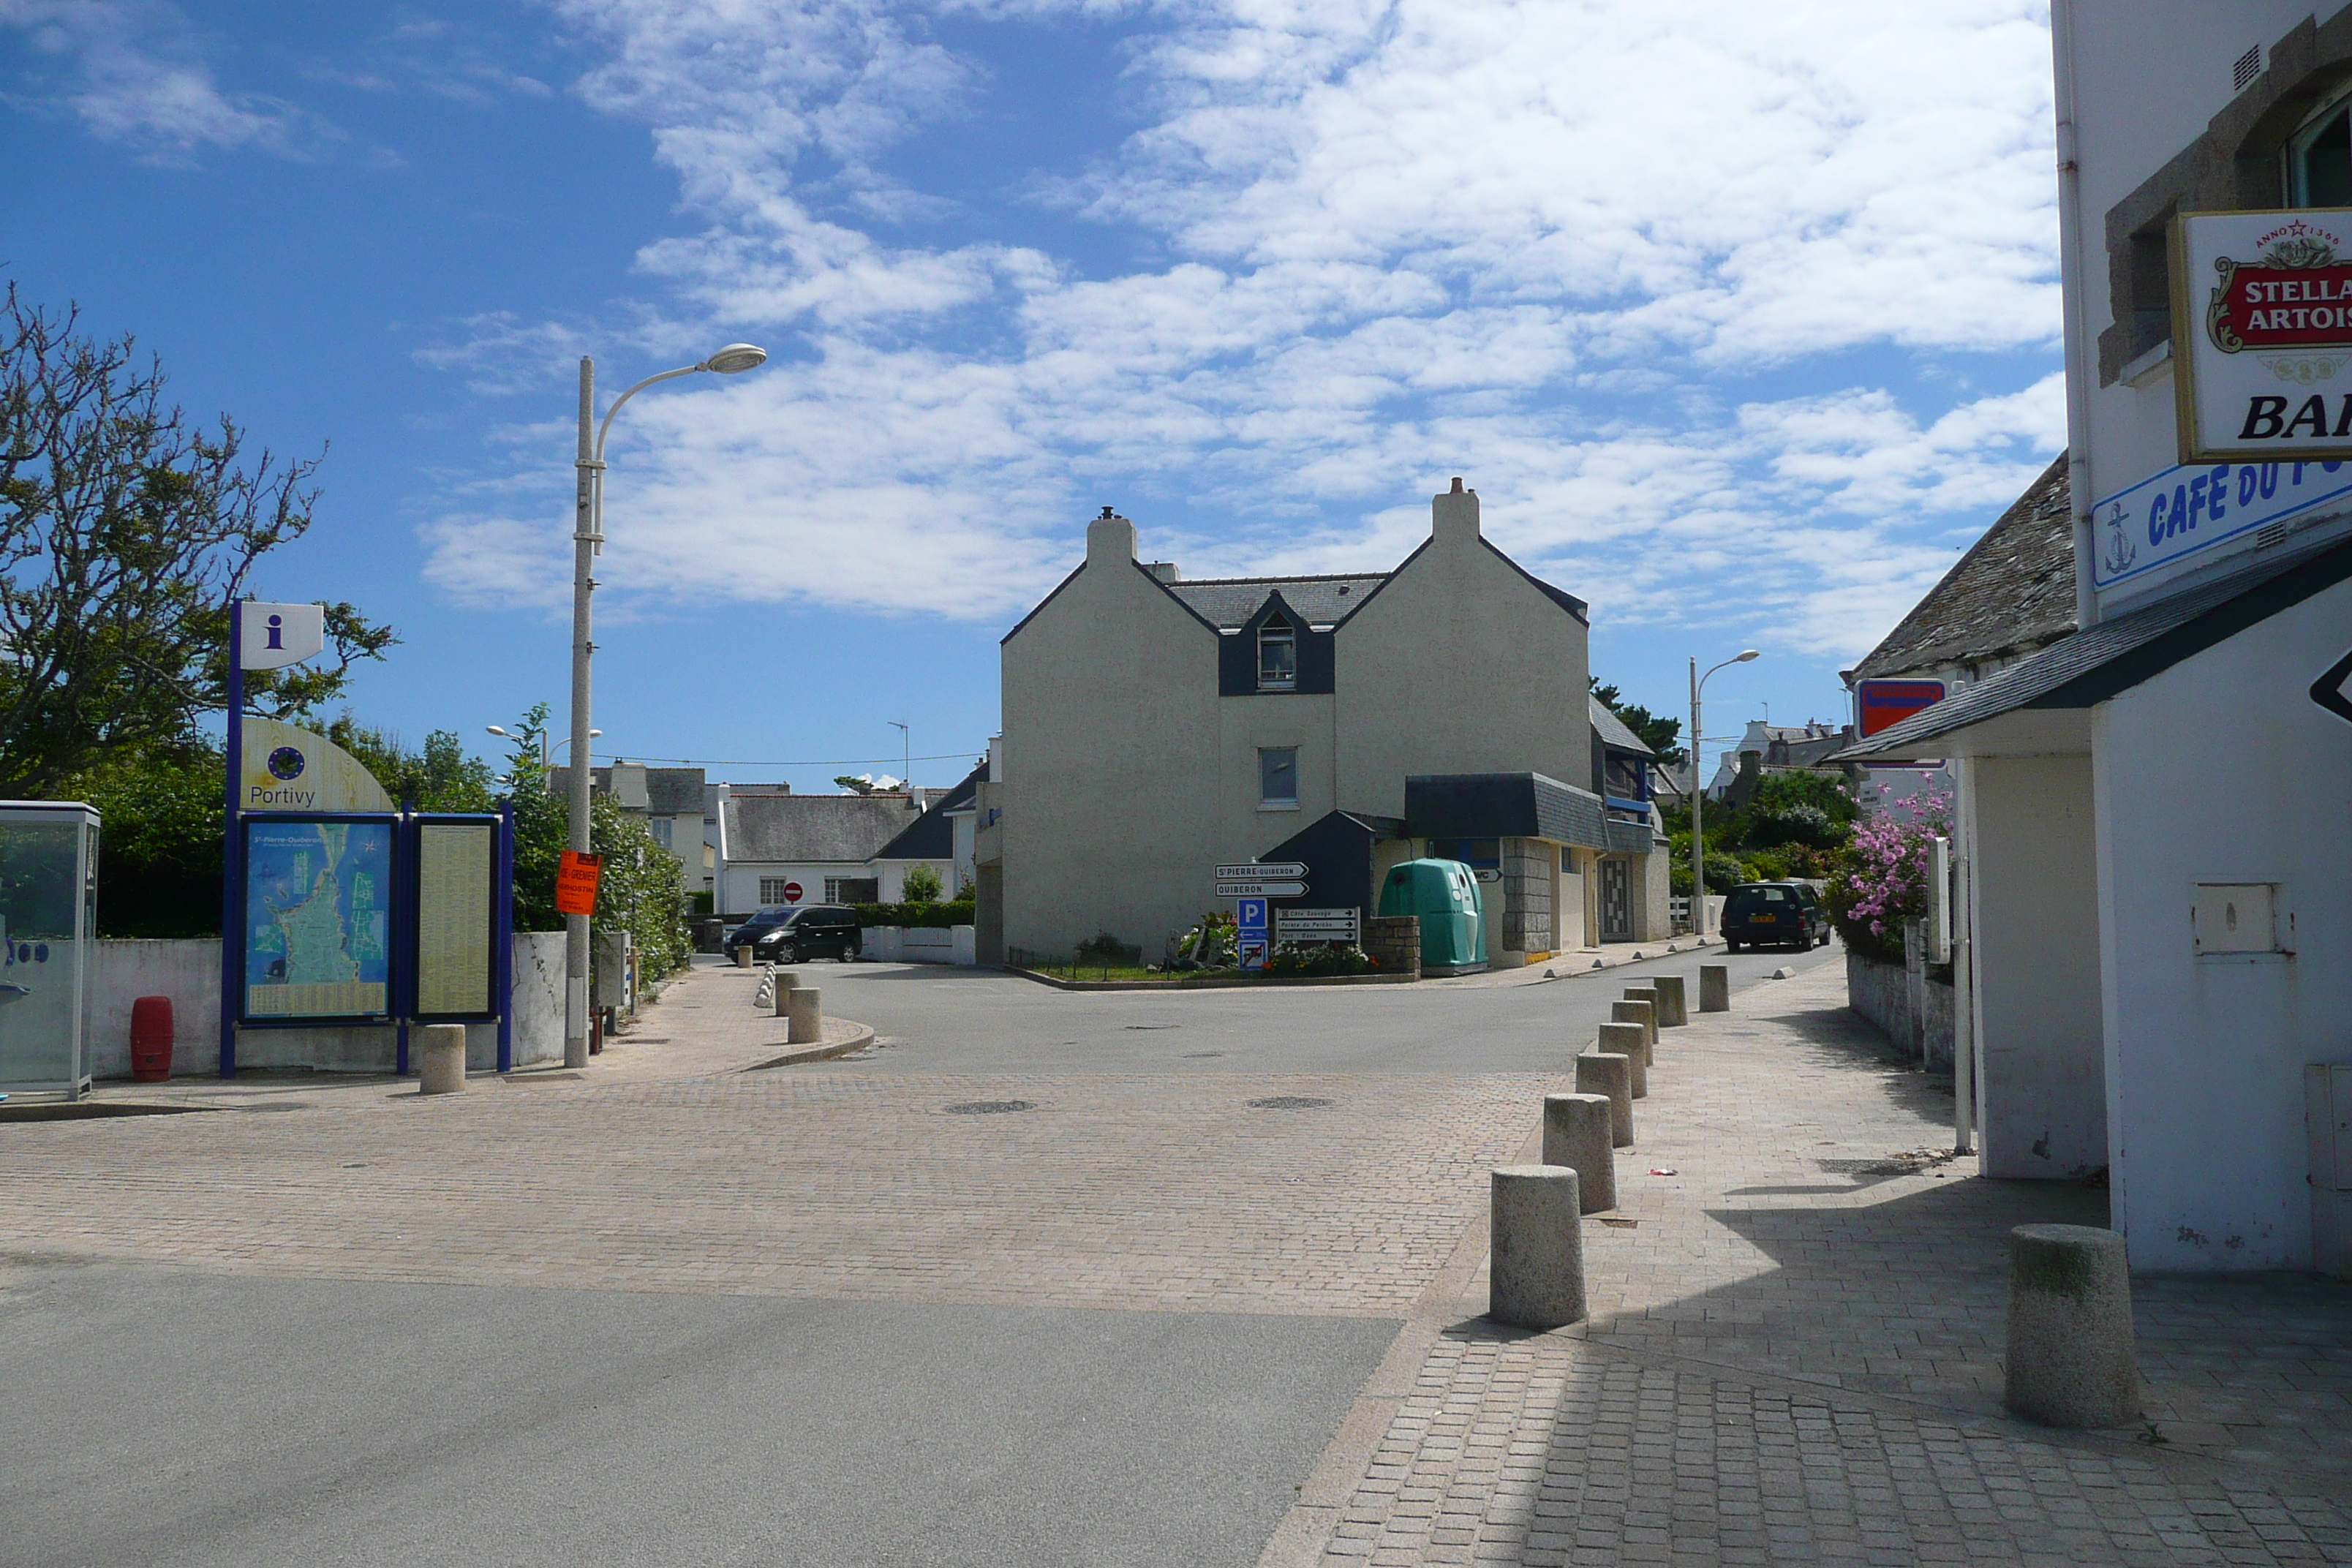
[0,284,393,798]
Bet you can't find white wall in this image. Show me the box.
[86,931,565,1078]
[723,863,872,913]
[1968,755,2108,1180]
[2092,576,2352,1269]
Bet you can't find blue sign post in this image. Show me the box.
[1236,896,1269,972]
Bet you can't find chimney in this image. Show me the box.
[1145,561,1180,583]
[1087,505,1137,567]
[1432,476,1479,544]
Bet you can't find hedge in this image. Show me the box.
[851,899,976,930]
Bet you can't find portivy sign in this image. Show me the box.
[2174,210,2352,461]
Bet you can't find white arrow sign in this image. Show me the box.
[1218,880,1306,898]
[2314,647,2352,726]
[1215,862,1307,881]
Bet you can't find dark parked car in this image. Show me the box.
[722,905,796,954]
[751,904,863,964]
[1721,881,1830,953]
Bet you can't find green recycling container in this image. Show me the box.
[1376,858,1486,973]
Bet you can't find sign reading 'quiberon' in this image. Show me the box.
[2174,210,2352,461]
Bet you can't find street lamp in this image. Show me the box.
[1688,649,1760,938]
[567,343,766,1066]
[486,724,595,787]
[888,720,908,791]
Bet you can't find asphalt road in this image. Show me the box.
[816,937,1847,1074]
[3,939,1843,1568]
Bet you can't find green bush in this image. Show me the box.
[851,899,976,930]
[900,864,943,902]
[1264,942,1377,977]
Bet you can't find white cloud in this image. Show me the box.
[1,0,336,160]
[416,0,2067,667]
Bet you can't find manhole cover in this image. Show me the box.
[946,1100,1035,1115]
[1124,1024,1177,1031]
[1180,1050,1226,1058]
[1248,1096,1334,1110]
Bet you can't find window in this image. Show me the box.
[2291,102,2352,208]
[1258,747,1298,807]
[825,877,879,903]
[1257,618,1297,691]
[758,877,796,903]
[649,817,674,850]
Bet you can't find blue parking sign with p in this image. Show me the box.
[1236,897,1268,932]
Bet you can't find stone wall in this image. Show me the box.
[85,931,566,1079]
[1847,946,1954,1073]
[1362,915,1422,979]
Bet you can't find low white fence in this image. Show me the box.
[86,932,566,1079]
[859,925,977,965]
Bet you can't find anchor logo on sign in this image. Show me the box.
[2100,501,2136,577]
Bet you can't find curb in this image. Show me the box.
[1005,968,1420,992]
[742,1019,878,1070]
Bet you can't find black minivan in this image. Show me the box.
[1721,881,1831,953]
[750,904,863,964]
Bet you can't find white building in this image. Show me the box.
[1847,4,2352,1275]
[710,785,944,918]
[981,483,1673,965]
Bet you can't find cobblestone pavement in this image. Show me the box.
[1281,965,2352,1567]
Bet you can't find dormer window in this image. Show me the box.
[1257,617,1297,691]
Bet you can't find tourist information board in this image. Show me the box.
[241,814,396,1022]
[412,817,499,1021]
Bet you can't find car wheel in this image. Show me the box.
[1725,939,1741,954]
[775,943,798,965]
[841,943,861,962]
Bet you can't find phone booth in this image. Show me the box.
[0,801,101,1100]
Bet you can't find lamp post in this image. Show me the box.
[568,343,766,1067]
[1688,649,1760,938]
[889,720,909,791]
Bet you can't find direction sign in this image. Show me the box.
[2314,647,2352,725]
[1218,880,1306,898]
[1277,907,1360,943]
[1215,862,1306,881]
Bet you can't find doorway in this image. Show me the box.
[1600,857,1632,941]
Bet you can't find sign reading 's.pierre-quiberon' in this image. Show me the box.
[2174,211,2352,461]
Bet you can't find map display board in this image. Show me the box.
[413,821,496,1019]
[243,816,393,1022]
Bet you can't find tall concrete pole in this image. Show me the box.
[568,356,599,1069]
[1689,655,1703,938]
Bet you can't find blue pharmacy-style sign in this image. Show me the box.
[2092,458,2352,591]
[1235,896,1269,972]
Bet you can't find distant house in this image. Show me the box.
[551,762,709,890]
[712,786,946,917]
[1703,720,1854,803]
[865,762,985,902]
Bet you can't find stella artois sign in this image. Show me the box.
[2174,210,2352,461]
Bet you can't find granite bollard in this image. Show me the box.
[734,946,754,969]
[418,1022,467,1095]
[787,985,823,1046]
[2004,1224,2141,1428]
[1541,1093,1617,1213]
[770,968,801,1017]
[1598,1022,1648,1096]
[1489,1165,1587,1330]
[1575,1053,1635,1147]
[1699,963,1730,1013]
[1654,973,1689,1027]
[1610,999,1656,1063]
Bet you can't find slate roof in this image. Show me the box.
[1404,772,1648,853]
[552,766,706,815]
[1588,696,1654,756]
[1848,454,2078,682]
[870,763,985,862]
[1839,528,2352,761]
[1163,574,1390,630]
[723,793,930,864]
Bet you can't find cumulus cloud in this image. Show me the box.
[415,0,2067,664]
[1,0,336,160]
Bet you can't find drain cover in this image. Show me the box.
[1180,1050,1226,1058]
[1248,1096,1334,1110]
[946,1100,1035,1115]
[1123,1024,1177,1031]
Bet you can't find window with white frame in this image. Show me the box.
[649,817,674,849]
[2290,91,2352,207]
[1258,746,1299,807]
[825,877,879,903]
[1257,617,1297,690]
[758,877,795,903]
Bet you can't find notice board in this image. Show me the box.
[412,819,497,1020]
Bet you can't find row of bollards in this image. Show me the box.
[1490,970,1716,1329]
[1490,960,2146,1431]
[760,966,826,1045]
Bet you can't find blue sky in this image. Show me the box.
[1,0,2065,793]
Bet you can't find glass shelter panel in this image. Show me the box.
[0,804,99,1095]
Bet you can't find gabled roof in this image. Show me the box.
[1588,696,1653,756]
[552,765,706,815]
[1164,573,1390,630]
[723,792,930,864]
[1849,453,2078,682]
[1841,529,2352,761]
[870,762,985,862]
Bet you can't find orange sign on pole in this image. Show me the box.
[554,850,603,916]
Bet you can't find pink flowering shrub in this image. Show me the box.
[1823,791,1950,964]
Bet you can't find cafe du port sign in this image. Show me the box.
[2174,211,2352,461]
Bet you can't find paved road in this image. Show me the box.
[0,943,1836,1568]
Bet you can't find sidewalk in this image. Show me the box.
[1270,965,2352,1567]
